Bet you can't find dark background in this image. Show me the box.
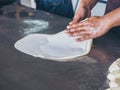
[0,0,17,8]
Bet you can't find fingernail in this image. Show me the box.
[66,26,70,29]
[69,22,72,25]
[64,30,69,33]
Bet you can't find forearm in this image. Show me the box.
[80,0,99,10]
[103,8,120,28]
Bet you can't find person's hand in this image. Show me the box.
[69,6,91,25]
[65,16,111,41]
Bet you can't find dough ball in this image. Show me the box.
[109,81,119,88]
[106,87,120,90]
[107,71,120,81]
[109,58,120,73]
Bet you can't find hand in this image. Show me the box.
[69,6,91,25]
[65,16,111,41]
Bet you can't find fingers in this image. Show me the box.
[67,18,93,31]
[75,34,93,42]
[69,15,80,25]
[69,12,84,25]
[65,16,105,41]
[65,19,95,41]
[65,28,93,36]
[66,20,94,36]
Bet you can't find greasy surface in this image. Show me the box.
[0,3,120,90]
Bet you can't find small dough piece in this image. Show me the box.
[107,58,120,90]
[109,81,119,88]
[107,71,120,81]
[109,58,120,73]
[106,87,120,90]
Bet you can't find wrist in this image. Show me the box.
[80,3,91,11]
[101,16,113,30]
[103,8,120,28]
[80,0,98,10]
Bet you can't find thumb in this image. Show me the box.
[69,14,81,25]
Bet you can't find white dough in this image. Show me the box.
[14,31,92,61]
[106,87,120,90]
[109,58,120,73]
[109,81,120,88]
[107,71,120,81]
[107,58,120,90]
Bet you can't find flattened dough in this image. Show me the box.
[14,31,92,61]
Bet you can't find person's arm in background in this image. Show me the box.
[105,8,120,27]
[70,0,99,25]
[65,7,120,41]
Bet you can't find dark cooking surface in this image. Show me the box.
[0,3,120,90]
